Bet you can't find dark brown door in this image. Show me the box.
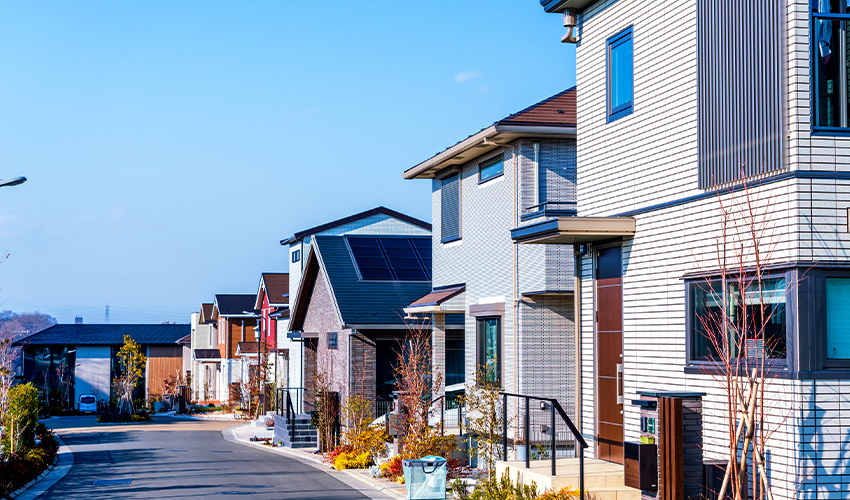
[596,246,624,464]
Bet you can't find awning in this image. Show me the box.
[511,216,636,245]
[194,349,222,360]
[236,342,259,355]
[403,285,466,315]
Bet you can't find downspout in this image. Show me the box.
[513,144,519,396]
[574,245,582,428]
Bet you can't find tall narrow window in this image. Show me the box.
[814,1,850,130]
[441,173,460,243]
[477,317,501,385]
[827,278,850,358]
[533,143,541,206]
[328,332,338,350]
[607,27,634,122]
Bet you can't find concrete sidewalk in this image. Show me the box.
[225,423,412,499]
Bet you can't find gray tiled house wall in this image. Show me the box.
[570,0,850,497]
[430,138,577,409]
[286,214,430,395]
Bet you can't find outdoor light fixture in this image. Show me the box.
[0,176,26,188]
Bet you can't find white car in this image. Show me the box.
[78,395,97,414]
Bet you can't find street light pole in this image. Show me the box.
[0,177,26,188]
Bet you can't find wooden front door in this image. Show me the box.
[596,246,624,464]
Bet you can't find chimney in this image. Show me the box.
[75,316,83,325]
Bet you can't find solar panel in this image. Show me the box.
[348,237,394,280]
[347,237,431,281]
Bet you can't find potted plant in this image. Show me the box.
[513,433,528,462]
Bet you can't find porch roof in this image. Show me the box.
[511,217,636,245]
[403,284,466,315]
[194,348,222,360]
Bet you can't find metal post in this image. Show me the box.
[579,445,585,500]
[502,394,508,462]
[459,399,463,435]
[441,397,445,436]
[525,396,530,469]
[551,401,556,476]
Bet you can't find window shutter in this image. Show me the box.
[441,174,460,241]
[697,0,785,188]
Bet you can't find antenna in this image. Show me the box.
[105,304,110,324]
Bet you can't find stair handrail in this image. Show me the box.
[500,392,587,500]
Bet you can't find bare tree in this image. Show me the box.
[692,176,792,500]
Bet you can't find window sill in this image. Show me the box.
[683,362,791,378]
[479,172,504,185]
[441,235,461,244]
[607,105,633,124]
[811,126,850,137]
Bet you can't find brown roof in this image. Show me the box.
[236,342,259,355]
[501,88,576,127]
[408,285,466,308]
[260,273,289,307]
[200,303,214,323]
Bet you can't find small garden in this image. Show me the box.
[96,336,152,424]
[313,326,581,500]
[0,383,60,498]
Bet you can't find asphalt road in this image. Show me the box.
[40,416,386,499]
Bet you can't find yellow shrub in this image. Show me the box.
[402,424,456,460]
[334,450,372,470]
[534,487,580,500]
[343,424,389,461]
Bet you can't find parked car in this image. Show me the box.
[77,394,97,414]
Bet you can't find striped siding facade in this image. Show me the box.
[570,0,850,497]
[431,137,577,409]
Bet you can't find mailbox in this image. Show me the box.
[624,441,657,491]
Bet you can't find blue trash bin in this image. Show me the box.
[402,455,447,500]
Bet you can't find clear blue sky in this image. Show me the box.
[0,2,575,324]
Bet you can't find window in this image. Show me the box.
[441,173,460,242]
[292,249,301,263]
[607,27,634,122]
[328,332,338,350]
[347,237,431,281]
[813,1,850,130]
[690,278,787,361]
[479,155,504,183]
[477,317,501,385]
[826,278,850,358]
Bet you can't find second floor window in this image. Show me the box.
[607,27,634,122]
[292,249,301,263]
[479,155,504,183]
[441,173,461,243]
[814,1,850,130]
[328,332,338,350]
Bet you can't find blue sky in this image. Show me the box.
[0,2,575,324]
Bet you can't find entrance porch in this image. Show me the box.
[496,458,638,500]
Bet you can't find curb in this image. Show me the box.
[224,425,404,500]
[5,433,73,500]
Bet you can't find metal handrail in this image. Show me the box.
[500,392,587,500]
[429,394,464,435]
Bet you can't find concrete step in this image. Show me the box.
[496,458,640,500]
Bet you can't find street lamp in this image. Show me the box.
[0,176,26,188]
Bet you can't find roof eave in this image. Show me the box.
[402,124,576,180]
[541,0,594,13]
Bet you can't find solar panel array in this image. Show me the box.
[347,237,431,281]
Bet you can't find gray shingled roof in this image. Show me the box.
[14,324,190,346]
[313,235,432,326]
[214,294,257,315]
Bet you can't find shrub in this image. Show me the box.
[402,424,456,461]
[2,383,39,454]
[333,450,371,470]
[324,444,352,464]
[0,425,59,497]
[343,424,389,462]
[380,455,404,481]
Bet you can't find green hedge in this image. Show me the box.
[2,383,39,454]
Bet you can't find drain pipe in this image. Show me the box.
[573,245,582,428]
[513,144,519,398]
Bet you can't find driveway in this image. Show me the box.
[39,416,386,499]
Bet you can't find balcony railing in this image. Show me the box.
[521,201,577,221]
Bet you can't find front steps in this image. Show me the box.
[273,413,318,449]
[497,458,640,500]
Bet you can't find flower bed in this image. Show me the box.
[0,424,59,498]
